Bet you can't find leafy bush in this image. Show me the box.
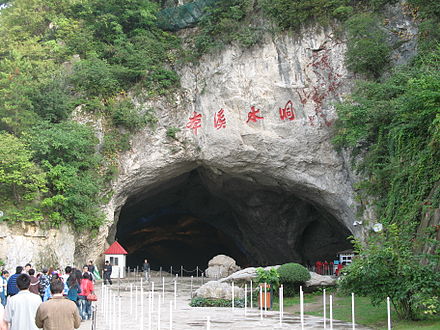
[278,263,311,284]
[277,263,310,296]
[193,0,262,56]
[256,267,280,290]
[0,132,47,203]
[345,13,391,78]
[339,225,440,320]
[190,297,245,308]
[260,0,350,30]
[70,56,121,98]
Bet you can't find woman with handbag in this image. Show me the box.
[78,272,94,321]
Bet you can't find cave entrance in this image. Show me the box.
[116,168,353,271]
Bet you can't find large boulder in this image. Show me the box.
[194,280,244,300]
[205,255,241,279]
[219,265,280,284]
[305,271,337,287]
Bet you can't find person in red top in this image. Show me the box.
[315,261,323,275]
[78,273,94,321]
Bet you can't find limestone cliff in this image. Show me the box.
[0,2,418,269]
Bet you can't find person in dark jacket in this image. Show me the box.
[103,261,112,285]
[7,266,23,297]
[28,269,40,295]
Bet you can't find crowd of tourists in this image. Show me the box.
[0,261,101,330]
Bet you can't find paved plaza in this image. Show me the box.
[79,275,370,329]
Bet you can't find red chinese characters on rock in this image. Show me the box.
[279,100,296,121]
[246,106,264,123]
[186,111,202,135]
[214,109,226,130]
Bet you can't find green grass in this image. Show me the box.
[272,293,319,310]
[272,292,440,329]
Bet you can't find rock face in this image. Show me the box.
[103,28,359,267]
[205,255,241,278]
[195,281,245,300]
[0,223,75,270]
[1,2,418,268]
[219,265,280,284]
[306,272,337,287]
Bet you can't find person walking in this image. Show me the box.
[28,269,40,295]
[38,268,50,301]
[24,263,32,274]
[4,274,41,330]
[6,266,23,298]
[142,259,150,281]
[0,304,8,330]
[103,261,112,285]
[66,269,82,307]
[87,260,96,281]
[77,273,94,321]
[0,271,8,306]
[35,278,81,330]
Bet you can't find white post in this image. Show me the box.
[191,276,193,298]
[259,285,263,320]
[264,283,267,314]
[148,292,152,330]
[118,297,122,330]
[157,294,161,330]
[323,288,327,329]
[135,286,139,321]
[141,277,143,289]
[162,277,165,302]
[244,284,247,317]
[279,285,283,326]
[151,282,155,313]
[141,285,144,330]
[387,297,391,330]
[250,280,253,308]
[130,283,133,315]
[300,286,304,330]
[169,300,173,330]
[352,292,355,330]
[102,283,106,323]
[206,316,211,330]
[232,281,235,311]
[330,294,333,330]
[113,292,117,330]
[174,280,177,310]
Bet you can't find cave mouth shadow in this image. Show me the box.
[116,167,353,271]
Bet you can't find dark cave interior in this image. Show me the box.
[116,168,353,270]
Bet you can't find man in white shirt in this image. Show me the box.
[4,274,41,330]
[0,304,8,330]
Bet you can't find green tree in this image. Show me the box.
[339,226,440,320]
[0,132,46,202]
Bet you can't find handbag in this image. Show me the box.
[87,293,97,301]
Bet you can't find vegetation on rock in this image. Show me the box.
[0,0,179,229]
[335,1,440,320]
